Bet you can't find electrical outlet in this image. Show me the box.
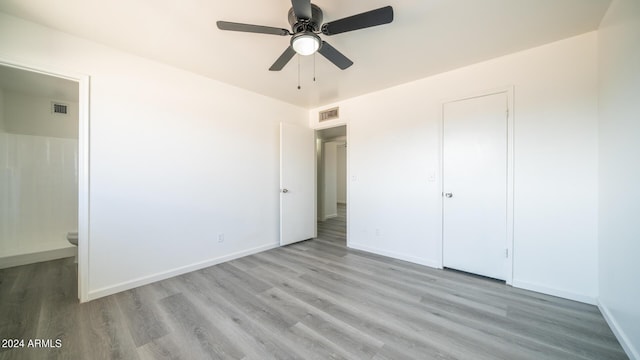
[375,228,380,237]
[218,233,225,243]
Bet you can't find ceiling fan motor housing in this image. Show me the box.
[288,3,323,33]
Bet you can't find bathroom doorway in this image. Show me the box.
[0,61,90,301]
[315,125,347,246]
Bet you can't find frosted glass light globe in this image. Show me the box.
[292,33,320,56]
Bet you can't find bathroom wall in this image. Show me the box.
[3,91,78,138]
[0,88,78,268]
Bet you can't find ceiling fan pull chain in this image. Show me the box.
[313,52,316,82]
[297,55,301,90]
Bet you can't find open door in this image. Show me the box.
[280,122,315,245]
[443,92,508,280]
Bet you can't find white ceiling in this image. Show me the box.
[0,0,611,109]
[0,64,78,101]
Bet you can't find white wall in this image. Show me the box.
[323,141,338,219]
[310,32,599,303]
[337,143,347,204]
[3,91,78,139]
[598,0,640,358]
[0,13,307,299]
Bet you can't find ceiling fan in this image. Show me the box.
[216,1,394,71]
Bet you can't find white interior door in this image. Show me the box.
[443,92,508,280]
[280,122,315,246]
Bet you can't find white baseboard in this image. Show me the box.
[599,300,639,360]
[348,242,441,269]
[511,279,597,305]
[347,244,598,307]
[87,243,279,301]
[0,246,76,269]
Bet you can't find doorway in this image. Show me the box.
[0,60,90,301]
[442,89,514,283]
[315,125,347,246]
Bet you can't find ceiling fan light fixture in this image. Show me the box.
[291,32,321,56]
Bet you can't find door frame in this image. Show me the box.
[439,86,514,285]
[313,122,349,247]
[0,58,91,301]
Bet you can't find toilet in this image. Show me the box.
[66,231,78,246]
[67,231,78,262]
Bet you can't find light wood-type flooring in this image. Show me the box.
[0,205,627,359]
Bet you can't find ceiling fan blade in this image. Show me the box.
[217,21,290,36]
[318,41,353,70]
[321,6,393,36]
[269,46,297,71]
[291,0,312,20]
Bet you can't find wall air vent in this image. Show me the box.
[51,102,68,115]
[319,107,339,122]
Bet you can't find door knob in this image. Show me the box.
[282,189,289,193]
[444,192,453,198]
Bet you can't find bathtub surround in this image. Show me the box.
[0,132,78,267]
[0,133,78,268]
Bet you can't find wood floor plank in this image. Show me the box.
[199,266,298,331]
[0,267,44,360]
[177,271,305,360]
[33,259,82,360]
[79,296,141,360]
[114,286,170,347]
[159,292,245,360]
[247,262,463,359]
[298,269,560,360]
[136,334,183,360]
[257,287,384,359]
[215,262,273,294]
